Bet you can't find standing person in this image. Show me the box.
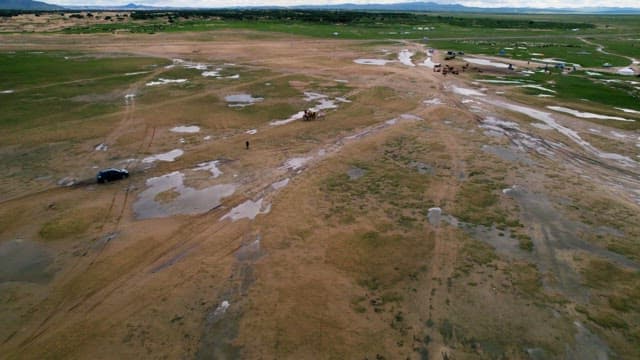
[246,140,250,150]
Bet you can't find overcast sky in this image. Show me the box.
[47,0,640,8]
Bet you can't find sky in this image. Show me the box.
[47,0,640,8]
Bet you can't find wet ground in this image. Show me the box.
[0,239,53,284]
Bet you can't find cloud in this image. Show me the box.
[48,0,640,9]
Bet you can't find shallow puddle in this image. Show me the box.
[463,57,510,69]
[427,207,442,226]
[478,80,522,84]
[142,149,184,163]
[271,178,290,190]
[281,157,313,171]
[410,161,434,175]
[531,123,553,130]
[548,106,632,122]
[353,58,395,66]
[347,167,366,180]
[220,198,270,222]
[451,85,485,97]
[481,99,638,166]
[479,117,554,159]
[186,64,208,70]
[270,92,346,126]
[423,98,443,105]
[133,171,236,219]
[420,56,439,69]
[202,70,220,77]
[146,78,188,87]
[617,67,635,76]
[225,94,263,107]
[195,160,222,178]
[532,58,581,68]
[235,236,263,262]
[270,111,305,126]
[125,71,149,76]
[398,50,415,67]
[0,239,53,284]
[614,107,640,115]
[171,125,201,133]
[212,300,230,317]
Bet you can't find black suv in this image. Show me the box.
[97,168,129,183]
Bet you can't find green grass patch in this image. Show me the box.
[39,207,106,240]
[452,171,510,227]
[0,51,167,145]
[608,295,633,313]
[594,38,640,59]
[430,38,628,67]
[58,11,623,41]
[328,230,432,292]
[322,138,436,229]
[517,234,534,252]
[581,259,639,291]
[493,71,639,126]
[544,74,640,113]
[0,51,167,89]
[457,239,498,276]
[509,262,543,297]
[586,310,628,330]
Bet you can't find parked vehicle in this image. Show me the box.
[96,168,129,183]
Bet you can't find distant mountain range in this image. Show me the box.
[299,2,640,14]
[0,0,63,10]
[58,3,160,10]
[2,1,639,14]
